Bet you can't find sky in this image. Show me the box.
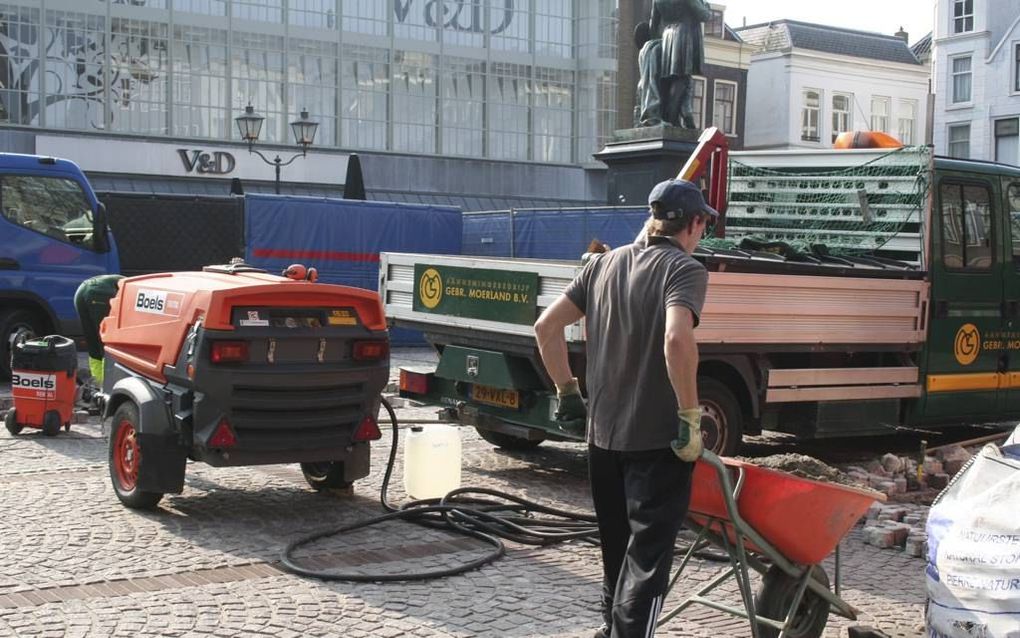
[719,0,938,46]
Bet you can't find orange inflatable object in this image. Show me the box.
[688,456,884,565]
[833,130,904,149]
[101,268,386,384]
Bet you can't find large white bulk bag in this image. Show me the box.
[925,437,1020,638]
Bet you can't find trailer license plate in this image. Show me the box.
[471,384,519,409]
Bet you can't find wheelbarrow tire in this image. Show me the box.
[475,427,545,451]
[109,402,164,510]
[4,408,22,435]
[754,564,831,638]
[301,461,354,492]
[42,410,61,437]
[698,376,743,457]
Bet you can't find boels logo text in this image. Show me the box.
[177,149,236,175]
[11,371,57,399]
[135,289,184,317]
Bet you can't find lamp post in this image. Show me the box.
[235,104,319,194]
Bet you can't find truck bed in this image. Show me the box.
[380,252,929,348]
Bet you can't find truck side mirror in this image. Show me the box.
[93,202,110,253]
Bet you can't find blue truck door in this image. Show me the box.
[0,171,116,334]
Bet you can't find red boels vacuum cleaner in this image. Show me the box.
[4,335,78,436]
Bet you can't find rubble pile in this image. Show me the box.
[850,443,983,560]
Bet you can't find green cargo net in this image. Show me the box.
[721,146,932,265]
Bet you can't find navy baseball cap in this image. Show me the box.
[648,179,719,221]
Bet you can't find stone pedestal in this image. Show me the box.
[593,125,700,206]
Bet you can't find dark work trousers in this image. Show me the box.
[589,444,694,637]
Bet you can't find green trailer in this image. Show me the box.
[380,147,1020,455]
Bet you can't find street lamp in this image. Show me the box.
[235,104,319,194]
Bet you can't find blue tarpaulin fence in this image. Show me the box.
[244,194,462,345]
[462,207,648,259]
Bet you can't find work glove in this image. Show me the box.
[554,378,587,426]
[671,407,704,462]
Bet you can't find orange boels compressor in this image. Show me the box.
[4,335,78,437]
[98,262,390,510]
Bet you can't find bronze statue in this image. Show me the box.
[634,22,663,126]
[636,0,711,129]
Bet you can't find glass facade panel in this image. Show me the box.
[490,0,529,53]
[341,45,388,150]
[0,0,616,164]
[535,0,572,58]
[112,0,170,8]
[172,25,228,139]
[393,0,438,42]
[289,0,337,30]
[109,18,169,135]
[441,57,484,157]
[533,67,572,163]
[0,3,42,125]
[233,0,283,24]
[232,31,285,142]
[442,0,485,49]
[43,10,108,131]
[343,0,387,36]
[289,38,336,147]
[392,51,437,154]
[487,62,530,160]
[173,1,228,17]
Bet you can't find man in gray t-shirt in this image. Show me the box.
[535,178,715,638]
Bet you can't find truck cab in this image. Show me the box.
[0,153,118,378]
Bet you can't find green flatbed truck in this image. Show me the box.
[380,146,1020,455]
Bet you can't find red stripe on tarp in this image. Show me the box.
[252,248,381,263]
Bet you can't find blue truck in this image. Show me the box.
[0,153,117,379]
[0,152,461,379]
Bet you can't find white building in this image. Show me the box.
[735,20,930,150]
[932,0,1020,163]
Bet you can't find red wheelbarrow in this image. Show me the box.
[659,452,885,638]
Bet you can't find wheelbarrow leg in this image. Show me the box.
[720,519,761,638]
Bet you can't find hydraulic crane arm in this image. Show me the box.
[676,126,729,237]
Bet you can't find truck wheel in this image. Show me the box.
[754,565,830,638]
[0,308,44,380]
[300,461,353,491]
[698,376,742,457]
[42,410,61,437]
[4,409,22,435]
[475,427,545,451]
[109,402,164,510]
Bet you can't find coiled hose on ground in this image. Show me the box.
[280,397,601,581]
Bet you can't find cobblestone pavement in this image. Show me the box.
[0,349,927,637]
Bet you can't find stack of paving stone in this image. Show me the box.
[860,503,929,558]
[843,445,975,498]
